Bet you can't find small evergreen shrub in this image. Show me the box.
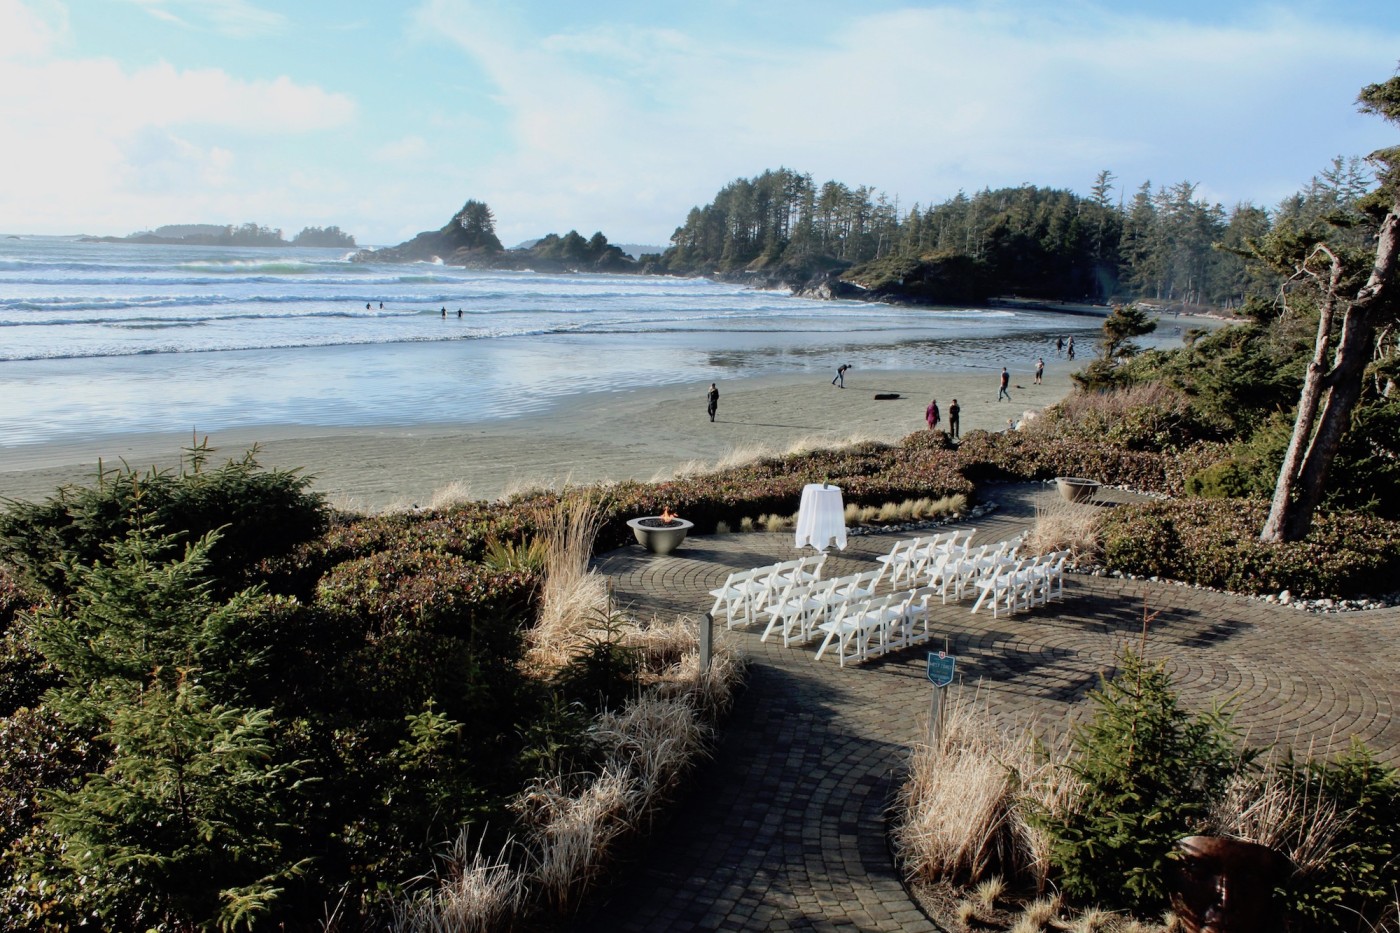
[1037,648,1253,915]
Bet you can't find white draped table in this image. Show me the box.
[794,483,847,551]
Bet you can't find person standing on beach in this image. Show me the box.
[707,383,719,422]
[1055,336,1064,356]
[1035,358,1044,384]
[832,363,850,387]
[998,367,1012,402]
[925,398,940,431]
[1066,336,1075,360]
[948,399,960,439]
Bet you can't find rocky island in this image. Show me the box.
[352,199,636,273]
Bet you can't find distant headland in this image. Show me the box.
[81,222,356,248]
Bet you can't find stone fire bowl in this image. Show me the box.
[627,516,694,555]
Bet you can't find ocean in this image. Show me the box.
[0,236,1123,450]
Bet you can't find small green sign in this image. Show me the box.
[926,651,956,687]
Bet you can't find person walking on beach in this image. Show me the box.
[925,398,940,431]
[832,363,850,387]
[1055,335,1064,356]
[1066,336,1075,360]
[1035,357,1044,385]
[998,367,1012,402]
[948,399,960,439]
[707,383,719,422]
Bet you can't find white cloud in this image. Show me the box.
[122,0,286,38]
[0,12,356,235]
[0,0,64,58]
[409,0,1400,243]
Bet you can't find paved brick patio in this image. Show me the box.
[578,484,1399,931]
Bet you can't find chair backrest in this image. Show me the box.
[924,530,954,553]
[854,568,882,591]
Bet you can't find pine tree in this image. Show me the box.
[1040,647,1251,913]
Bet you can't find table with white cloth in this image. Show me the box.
[794,483,847,551]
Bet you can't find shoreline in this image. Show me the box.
[0,360,1082,513]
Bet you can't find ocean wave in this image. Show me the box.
[176,259,329,275]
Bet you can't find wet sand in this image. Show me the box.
[0,359,1082,513]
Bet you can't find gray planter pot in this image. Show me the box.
[1055,476,1100,503]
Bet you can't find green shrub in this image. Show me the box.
[1278,743,1400,931]
[1098,499,1400,597]
[1039,648,1253,914]
[38,683,311,932]
[314,549,538,723]
[0,446,327,601]
[956,429,1229,495]
[553,609,640,713]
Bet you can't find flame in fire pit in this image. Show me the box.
[660,507,676,524]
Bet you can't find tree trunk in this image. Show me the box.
[1261,206,1400,541]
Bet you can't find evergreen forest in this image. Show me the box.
[647,159,1375,309]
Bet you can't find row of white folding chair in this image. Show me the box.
[812,585,941,667]
[874,537,922,589]
[761,567,879,646]
[875,530,971,589]
[927,538,1019,605]
[708,566,767,628]
[970,549,1071,617]
[709,553,828,630]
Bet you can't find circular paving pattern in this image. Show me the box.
[577,485,1400,932]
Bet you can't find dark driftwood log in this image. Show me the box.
[873,393,901,400]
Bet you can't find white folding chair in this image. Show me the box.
[944,544,994,604]
[799,577,845,645]
[814,594,865,666]
[836,568,882,601]
[851,592,902,661]
[708,567,763,629]
[902,585,941,644]
[907,532,953,585]
[1043,550,1071,603]
[972,557,1028,617]
[943,528,976,558]
[759,575,802,642]
[874,538,918,588]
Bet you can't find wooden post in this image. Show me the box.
[700,611,713,672]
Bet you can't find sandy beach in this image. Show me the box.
[0,357,1081,513]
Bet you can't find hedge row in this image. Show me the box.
[577,439,974,551]
[1097,499,1400,598]
[954,429,1231,495]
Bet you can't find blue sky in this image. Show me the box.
[1,0,1397,247]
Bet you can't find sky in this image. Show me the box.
[1,0,1397,248]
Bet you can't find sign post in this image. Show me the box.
[925,651,956,746]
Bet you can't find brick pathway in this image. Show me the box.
[579,484,1400,931]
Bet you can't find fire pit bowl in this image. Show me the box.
[1055,476,1101,503]
[627,515,694,555]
